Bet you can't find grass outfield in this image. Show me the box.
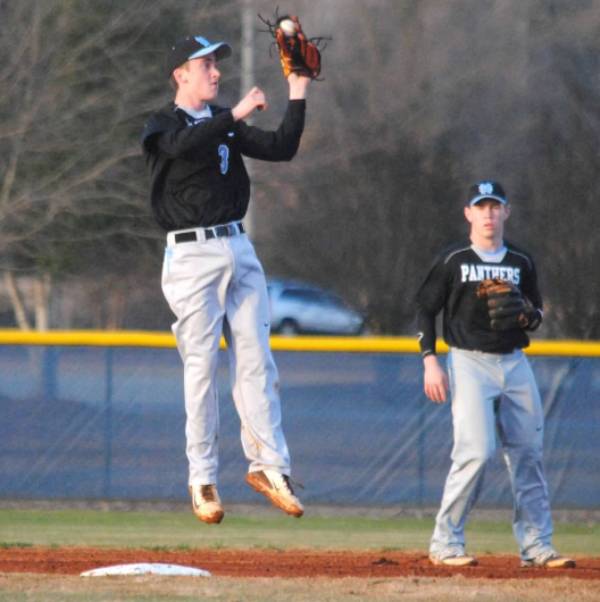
[0,508,598,555]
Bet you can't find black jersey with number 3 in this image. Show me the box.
[141,100,306,231]
[416,240,543,356]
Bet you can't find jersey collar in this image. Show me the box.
[471,243,507,263]
[175,104,213,122]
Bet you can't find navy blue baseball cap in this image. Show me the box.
[467,180,507,206]
[166,35,232,77]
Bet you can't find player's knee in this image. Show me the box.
[467,444,496,467]
[455,437,496,463]
[451,447,495,474]
[509,444,544,468]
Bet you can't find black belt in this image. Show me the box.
[174,222,244,243]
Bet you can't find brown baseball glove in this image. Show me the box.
[259,13,325,79]
[476,278,538,330]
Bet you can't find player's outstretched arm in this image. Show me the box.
[288,72,310,100]
[423,355,449,404]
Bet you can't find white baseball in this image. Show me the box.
[279,19,296,36]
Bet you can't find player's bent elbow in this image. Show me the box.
[278,145,299,161]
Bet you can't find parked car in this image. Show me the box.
[266,278,365,335]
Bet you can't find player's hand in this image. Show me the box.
[232,87,268,121]
[288,72,310,99]
[423,355,449,404]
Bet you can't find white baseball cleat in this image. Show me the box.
[188,484,224,524]
[521,553,576,569]
[245,469,304,517]
[429,553,478,567]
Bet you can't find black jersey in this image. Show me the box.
[416,241,543,355]
[141,100,306,231]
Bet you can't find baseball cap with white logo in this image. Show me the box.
[467,180,507,206]
[166,35,232,78]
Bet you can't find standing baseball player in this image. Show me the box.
[141,35,311,523]
[416,180,575,568]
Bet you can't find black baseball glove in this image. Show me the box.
[476,278,540,331]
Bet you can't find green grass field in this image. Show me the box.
[0,507,598,554]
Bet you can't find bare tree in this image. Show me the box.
[518,1,600,338]
[247,0,600,337]
[250,0,465,332]
[1,0,598,336]
[0,0,242,329]
[0,1,159,328]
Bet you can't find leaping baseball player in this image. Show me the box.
[140,24,319,524]
[415,180,575,569]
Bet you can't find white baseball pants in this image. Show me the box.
[161,228,291,486]
[430,348,555,561]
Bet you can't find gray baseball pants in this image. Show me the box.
[430,348,555,561]
[161,225,291,486]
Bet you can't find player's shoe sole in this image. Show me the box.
[429,554,478,567]
[245,471,304,517]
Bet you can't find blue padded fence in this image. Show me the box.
[0,341,598,508]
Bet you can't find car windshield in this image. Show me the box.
[280,288,346,308]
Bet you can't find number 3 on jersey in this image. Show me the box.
[218,144,229,175]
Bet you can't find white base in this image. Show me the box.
[81,563,211,577]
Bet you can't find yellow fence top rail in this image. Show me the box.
[0,329,599,357]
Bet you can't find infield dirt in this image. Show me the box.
[1,546,599,580]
